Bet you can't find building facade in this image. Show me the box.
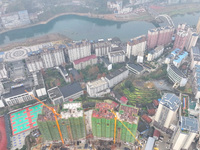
[190,47,200,70]
[73,55,97,70]
[33,72,47,97]
[0,63,8,79]
[147,45,164,61]
[192,65,200,100]
[126,35,146,58]
[105,67,129,88]
[86,77,110,97]
[108,50,126,64]
[173,30,188,51]
[167,64,188,87]
[67,40,91,62]
[173,51,188,68]
[93,39,111,57]
[185,28,198,52]
[196,17,200,34]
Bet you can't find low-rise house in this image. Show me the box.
[73,55,97,70]
[126,63,144,75]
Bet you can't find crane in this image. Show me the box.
[110,109,142,150]
[25,90,65,144]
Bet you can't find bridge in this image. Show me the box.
[155,14,175,27]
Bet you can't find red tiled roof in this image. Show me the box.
[153,129,160,138]
[141,114,152,124]
[120,96,128,103]
[73,54,97,65]
[153,100,159,106]
[112,101,119,108]
[148,109,156,116]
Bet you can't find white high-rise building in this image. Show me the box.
[126,35,146,58]
[154,93,181,132]
[108,50,126,64]
[67,40,91,62]
[0,63,7,79]
[185,28,198,52]
[93,39,111,57]
[172,117,198,150]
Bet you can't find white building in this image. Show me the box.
[126,35,146,58]
[0,63,7,79]
[67,40,91,62]
[105,67,129,88]
[190,47,200,70]
[33,72,47,97]
[154,93,181,133]
[147,45,164,61]
[3,86,35,106]
[173,51,188,68]
[108,50,125,64]
[41,45,65,68]
[172,117,199,150]
[86,77,110,97]
[126,63,144,75]
[167,64,188,87]
[185,28,198,52]
[73,55,97,70]
[93,39,111,57]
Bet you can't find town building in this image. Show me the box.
[105,67,129,88]
[33,72,47,97]
[10,60,26,82]
[2,86,35,106]
[192,65,200,100]
[41,45,66,69]
[67,40,91,62]
[173,30,188,51]
[190,47,200,70]
[147,26,174,50]
[0,62,8,79]
[173,51,188,68]
[48,83,83,105]
[196,17,200,34]
[73,54,97,70]
[164,48,181,64]
[92,102,139,143]
[167,64,188,87]
[86,77,110,97]
[37,102,86,142]
[137,55,144,63]
[26,50,44,72]
[93,39,111,57]
[126,63,144,75]
[154,93,181,134]
[126,35,146,58]
[147,45,164,61]
[185,28,198,52]
[108,50,126,64]
[172,117,198,150]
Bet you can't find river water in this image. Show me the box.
[0,12,200,45]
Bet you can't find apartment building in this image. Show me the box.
[108,50,126,64]
[190,47,200,70]
[93,39,111,57]
[0,63,8,79]
[147,45,164,61]
[173,30,188,51]
[192,65,200,99]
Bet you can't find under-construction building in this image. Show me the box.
[37,102,86,143]
[92,103,139,143]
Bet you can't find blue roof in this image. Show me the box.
[173,51,188,63]
[0,52,4,55]
[171,48,180,56]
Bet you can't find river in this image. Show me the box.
[0,12,200,45]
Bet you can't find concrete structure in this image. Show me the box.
[147,26,174,50]
[167,64,188,87]
[93,39,111,56]
[41,45,65,69]
[108,50,125,64]
[145,137,155,150]
[173,51,188,68]
[2,86,34,106]
[67,40,91,62]
[154,93,181,133]
[172,117,199,150]
[48,83,83,105]
[86,77,110,97]
[73,55,97,70]
[33,72,46,97]
[197,17,200,34]
[192,65,200,99]
[105,67,129,88]
[185,28,198,52]
[147,45,164,61]
[10,60,26,82]
[190,47,200,70]
[0,63,7,79]
[173,30,188,51]
[126,63,144,75]
[126,35,146,58]
[26,50,43,72]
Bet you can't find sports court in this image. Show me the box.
[10,104,43,135]
[0,116,7,150]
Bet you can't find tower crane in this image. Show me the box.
[25,90,65,144]
[110,109,143,150]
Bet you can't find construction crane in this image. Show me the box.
[110,109,143,150]
[25,90,65,144]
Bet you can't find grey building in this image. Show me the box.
[108,49,126,64]
[126,63,144,75]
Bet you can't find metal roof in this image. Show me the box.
[181,117,199,133]
[145,137,155,150]
[106,66,127,80]
[59,82,82,98]
[160,93,181,111]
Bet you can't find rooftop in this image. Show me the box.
[181,117,198,133]
[106,66,127,80]
[169,64,187,78]
[171,48,181,56]
[127,63,144,72]
[87,77,108,89]
[160,93,181,111]
[73,54,97,65]
[59,82,82,98]
[48,87,63,100]
[145,137,155,150]
[128,35,147,46]
[109,50,125,57]
[173,51,188,63]
[3,86,32,98]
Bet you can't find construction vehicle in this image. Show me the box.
[25,90,65,145]
[110,109,143,150]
